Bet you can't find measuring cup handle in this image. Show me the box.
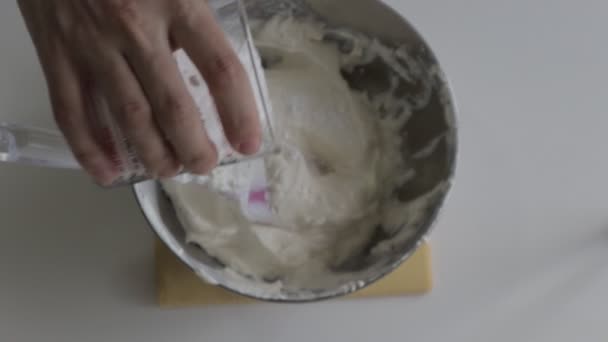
[0,123,80,169]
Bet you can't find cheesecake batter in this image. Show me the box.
[162,15,439,289]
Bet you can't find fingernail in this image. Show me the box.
[188,156,217,175]
[236,138,261,155]
[93,170,117,187]
[158,164,182,179]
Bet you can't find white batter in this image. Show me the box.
[163,16,423,288]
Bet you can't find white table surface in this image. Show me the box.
[2,1,608,341]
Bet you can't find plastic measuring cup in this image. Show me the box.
[0,0,275,187]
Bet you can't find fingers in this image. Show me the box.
[126,41,218,174]
[29,0,260,184]
[92,49,180,178]
[170,1,262,155]
[40,45,118,186]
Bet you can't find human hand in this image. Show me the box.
[17,0,262,185]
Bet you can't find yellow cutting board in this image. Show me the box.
[156,240,432,307]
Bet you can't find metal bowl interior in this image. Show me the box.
[133,0,458,302]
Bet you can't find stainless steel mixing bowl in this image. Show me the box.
[134,0,458,302]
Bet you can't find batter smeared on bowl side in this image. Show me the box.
[162,13,451,294]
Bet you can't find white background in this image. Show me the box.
[1,1,608,341]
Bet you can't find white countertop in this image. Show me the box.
[2,1,608,341]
